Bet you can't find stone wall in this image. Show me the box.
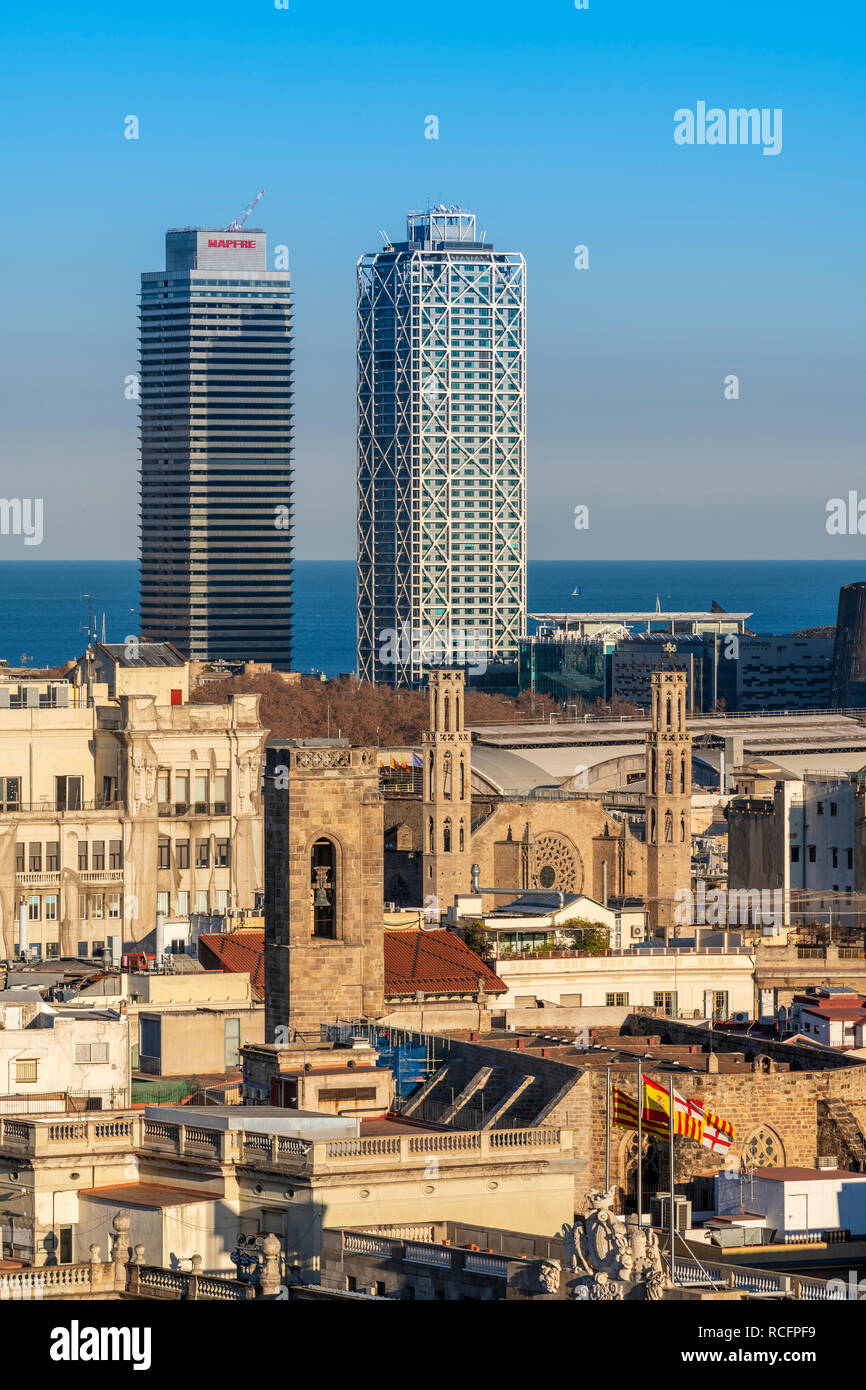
[264,744,384,1038]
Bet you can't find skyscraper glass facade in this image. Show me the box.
[140,229,293,665]
[357,209,526,686]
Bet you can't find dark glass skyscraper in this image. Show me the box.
[139,228,293,665]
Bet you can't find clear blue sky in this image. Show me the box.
[0,0,863,561]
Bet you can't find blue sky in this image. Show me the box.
[0,0,863,562]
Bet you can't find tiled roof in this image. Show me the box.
[198,930,265,999]
[198,926,506,1000]
[384,929,506,997]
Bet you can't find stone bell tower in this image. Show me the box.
[645,658,692,939]
[421,670,474,915]
[263,740,384,1038]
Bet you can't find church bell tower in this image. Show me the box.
[421,670,473,916]
[645,658,692,939]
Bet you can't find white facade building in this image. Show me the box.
[716,1166,866,1237]
[0,996,129,1107]
[491,944,754,1018]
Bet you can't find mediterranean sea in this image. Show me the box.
[0,559,863,677]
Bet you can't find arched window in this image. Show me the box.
[443,818,452,853]
[428,817,435,853]
[678,697,684,730]
[459,756,465,801]
[443,751,452,800]
[428,750,435,796]
[743,1125,785,1168]
[664,810,673,844]
[664,751,673,794]
[444,694,450,731]
[650,808,656,844]
[311,838,337,940]
[459,819,465,851]
[433,688,439,730]
[680,812,686,843]
[666,696,672,729]
[650,748,656,795]
[680,753,686,794]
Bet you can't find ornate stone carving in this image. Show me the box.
[537,1260,561,1294]
[562,1189,669,1302]
[298,749,351,769]
[533,832,583,894]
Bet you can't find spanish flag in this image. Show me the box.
[612,1075,705,1144]
[643,1073,704,1144]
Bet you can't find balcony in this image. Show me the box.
[2,799,123,814]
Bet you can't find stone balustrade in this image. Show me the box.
[672,1258,843,1299]
[0,1261,252,1302]
[0,1112,572,1178]
[341,1229,518,1281]
[0,1115,139,1156]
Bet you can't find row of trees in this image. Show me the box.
[190,673,559,744]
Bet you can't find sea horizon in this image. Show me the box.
[0,558,863,677]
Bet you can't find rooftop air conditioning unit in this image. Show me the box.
[815,1156,838,1169]
[651,1194,692,1233]
[732,1012,750,1024]
[384,902,396,912]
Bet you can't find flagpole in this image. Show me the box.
[668,1074,677,1285]
[605,1066,611,1191]
[636,1058,642,1227]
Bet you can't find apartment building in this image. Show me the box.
[0,994,129,1108]
[727,772,862,929]
[0,643,266,961]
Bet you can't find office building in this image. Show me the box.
[357,208,526,686]
[140,227,293,665]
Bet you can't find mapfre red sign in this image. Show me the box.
[207,239,256,249]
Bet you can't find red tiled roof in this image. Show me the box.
[198,930,265,999]
[198,926,505,1000]
[384,929,506,997]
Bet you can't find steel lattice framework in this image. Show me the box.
[357,210,526,686]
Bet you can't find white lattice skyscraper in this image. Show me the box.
[357,208,526,686]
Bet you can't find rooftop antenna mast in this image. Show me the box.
[80,592,94,707]
[226,189,265,232]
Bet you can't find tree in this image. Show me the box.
[189,673,559,745]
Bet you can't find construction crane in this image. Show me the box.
[226,189,265,232]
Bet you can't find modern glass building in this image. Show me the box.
[139,228,293,665]
[357,208,526,687]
